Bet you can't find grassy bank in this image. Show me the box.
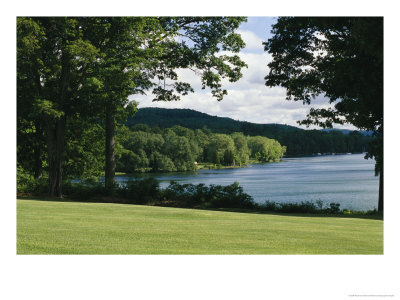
[17,199,383,254]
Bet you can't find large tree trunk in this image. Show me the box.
[46,117,66,197]
[47,48,70,197]
[33,127,43,179]
[105,105,116,190]
[378,165,383,214]
[377,131,383,215]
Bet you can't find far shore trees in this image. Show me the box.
[264,17,383,212]
[114,124,286,173]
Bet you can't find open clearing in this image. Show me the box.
[17,199,383,254]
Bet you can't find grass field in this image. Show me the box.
[17,199,383,254]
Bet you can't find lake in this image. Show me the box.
[116,153,379,211]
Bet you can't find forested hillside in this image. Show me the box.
[127,108,372,156]
[115,125,286,173]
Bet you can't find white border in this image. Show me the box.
[3,1,400,299]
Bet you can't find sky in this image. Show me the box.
[132,17,351,129]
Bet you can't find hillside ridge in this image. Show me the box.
[128,107,304,132]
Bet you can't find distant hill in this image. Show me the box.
[127,107,302,134]
[126,107,373,156]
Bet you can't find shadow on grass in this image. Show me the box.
[17,194,383,221]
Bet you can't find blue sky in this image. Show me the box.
[133,17,351,129]
[239,16,277,49]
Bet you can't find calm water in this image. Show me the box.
[116,154,379,211]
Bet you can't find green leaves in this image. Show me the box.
[265,17,383,212]
[17,17,249,192]
[264,17,383,133]
[247,136,286,162]
[33,99,64,119]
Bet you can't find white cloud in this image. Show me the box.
[131,26,356,130]
[237,29,265,51]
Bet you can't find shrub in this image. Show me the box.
[261,201,278,211]
[160,181,255,209]
[259,200,342,214]
[161,182,204,207]
[17,166,48,194]
[328,203,341,214]
[62,179,108,199]
[277,201,318,214]
[205,182,255,209]
[117,177,160,204]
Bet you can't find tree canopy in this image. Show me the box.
[264,17,383,211]
[264,17,383,132]
[17,17,248,196]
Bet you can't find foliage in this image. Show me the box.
[260,200,343,214]
[112,124,285,174]
[127,108,373,157]
[264,17,383,132]
[64,123,105,180]
[160,181,256,209]
[17,165,48,194]
[149,152,176,172]
[117,178,160,204]
[264,17,383,211]
[247,136,286,162]
[162,131,197,171]
[231,132,250,166]
[17,17,248,196]
[206,134,236,165]
[116,149,150,173]
[62,180,108,199]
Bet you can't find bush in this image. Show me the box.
[205,182,255,209]
[327,202,341,214]
[279,201,318,213]
[63,180,107,199]
[160,181,255,209]
[343,208,379,215]
[259,200,341,214]
[17,166,48,194]
[117,177,160,204]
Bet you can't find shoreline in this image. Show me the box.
[114,152,368,177]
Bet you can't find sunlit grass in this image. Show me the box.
[17,199,383,254]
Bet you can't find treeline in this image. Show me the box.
[128,108,373,156]
[115,124,286,173]
[17,122,286,192]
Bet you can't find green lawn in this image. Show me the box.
[17,199,383,254]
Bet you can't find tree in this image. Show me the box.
[86,17,154,189]
[17,17,247,196]
[264,17,383,212]
[162,131,196,171]
[17,18,47,179]
[231,132,250,166]
[194,129,210,162]
[207,134,235,165]
[247,136,285,162]
[64,121,105,180]
[101,17,247,189]
[17,17,104,197]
